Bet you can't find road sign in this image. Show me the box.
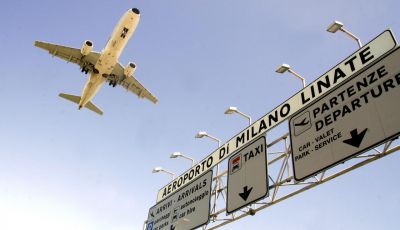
[147,171,212,230]
[226,136,268,214]
[290,47,400,181]
[157,30,396,202]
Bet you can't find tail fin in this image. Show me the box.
[59,93,103,115]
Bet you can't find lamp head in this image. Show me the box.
[152,167,162,173]
[170,152,182,158]
[275,64,291,74]
[195,131,208,138]
[327,21,343,33]
[224,106,238,114]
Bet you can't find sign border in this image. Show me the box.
[290,46,400,181]
[147,170,213,230]
[226,135,269,214]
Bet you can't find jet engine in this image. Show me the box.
[124,62,136,76]
[80,40,93,56]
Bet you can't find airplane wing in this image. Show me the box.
[110,63,158,104]
[34,41,100,70]
[35,41,158,104]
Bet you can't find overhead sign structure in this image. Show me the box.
[226,136,268,214]
[147,171,212,230]
[290,47,400,181]
[157,30,396,202]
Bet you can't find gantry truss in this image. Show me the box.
[201,129,399,229]
[144,125,399,230]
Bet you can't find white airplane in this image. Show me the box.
[35,8,158,115]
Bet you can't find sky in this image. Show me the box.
[1,0,400,229]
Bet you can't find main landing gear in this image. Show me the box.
[81,63,99,74]
[105,74,118,88]
[80,63,96,75]
[109,80,117,87]
[81,67,89,74]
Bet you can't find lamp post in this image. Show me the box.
[224,106,252,125]
[195,131,222,214]
[152,167,175,179]
[170,152,196,167]
[327,20,362,48]
[275,64,306,88]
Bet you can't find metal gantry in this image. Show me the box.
[199,127,399,229]
[144,125,399,230]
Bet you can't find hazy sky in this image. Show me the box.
[1,0,399,229]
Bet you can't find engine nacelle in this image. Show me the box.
[80,40,93,56]
[124,62,136,76]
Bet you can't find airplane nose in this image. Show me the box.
[131,8,140,14]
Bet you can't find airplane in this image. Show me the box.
[34,8,158,115]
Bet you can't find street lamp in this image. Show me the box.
[195,131,222,214]
[195,131,221,147]
[327,20,362,48]
[152,167,175,179]
[275,64,306,88]
[170,152,196,166]
[224,106,252,125]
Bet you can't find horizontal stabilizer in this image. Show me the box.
[59,93,81,104]
[59,93,103,115]
[85,101,103,115]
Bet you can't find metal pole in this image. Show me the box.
[287,69,306,88]
[213,141,221,219]
[235,110,252,125]
[340,27,362,48]
[161,169,176,179]
[206,134,221,147]
[180,154,196,166]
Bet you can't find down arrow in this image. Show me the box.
[343,128,368,148]
[239,186,253,201]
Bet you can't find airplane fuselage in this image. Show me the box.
[79,8,140,108]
